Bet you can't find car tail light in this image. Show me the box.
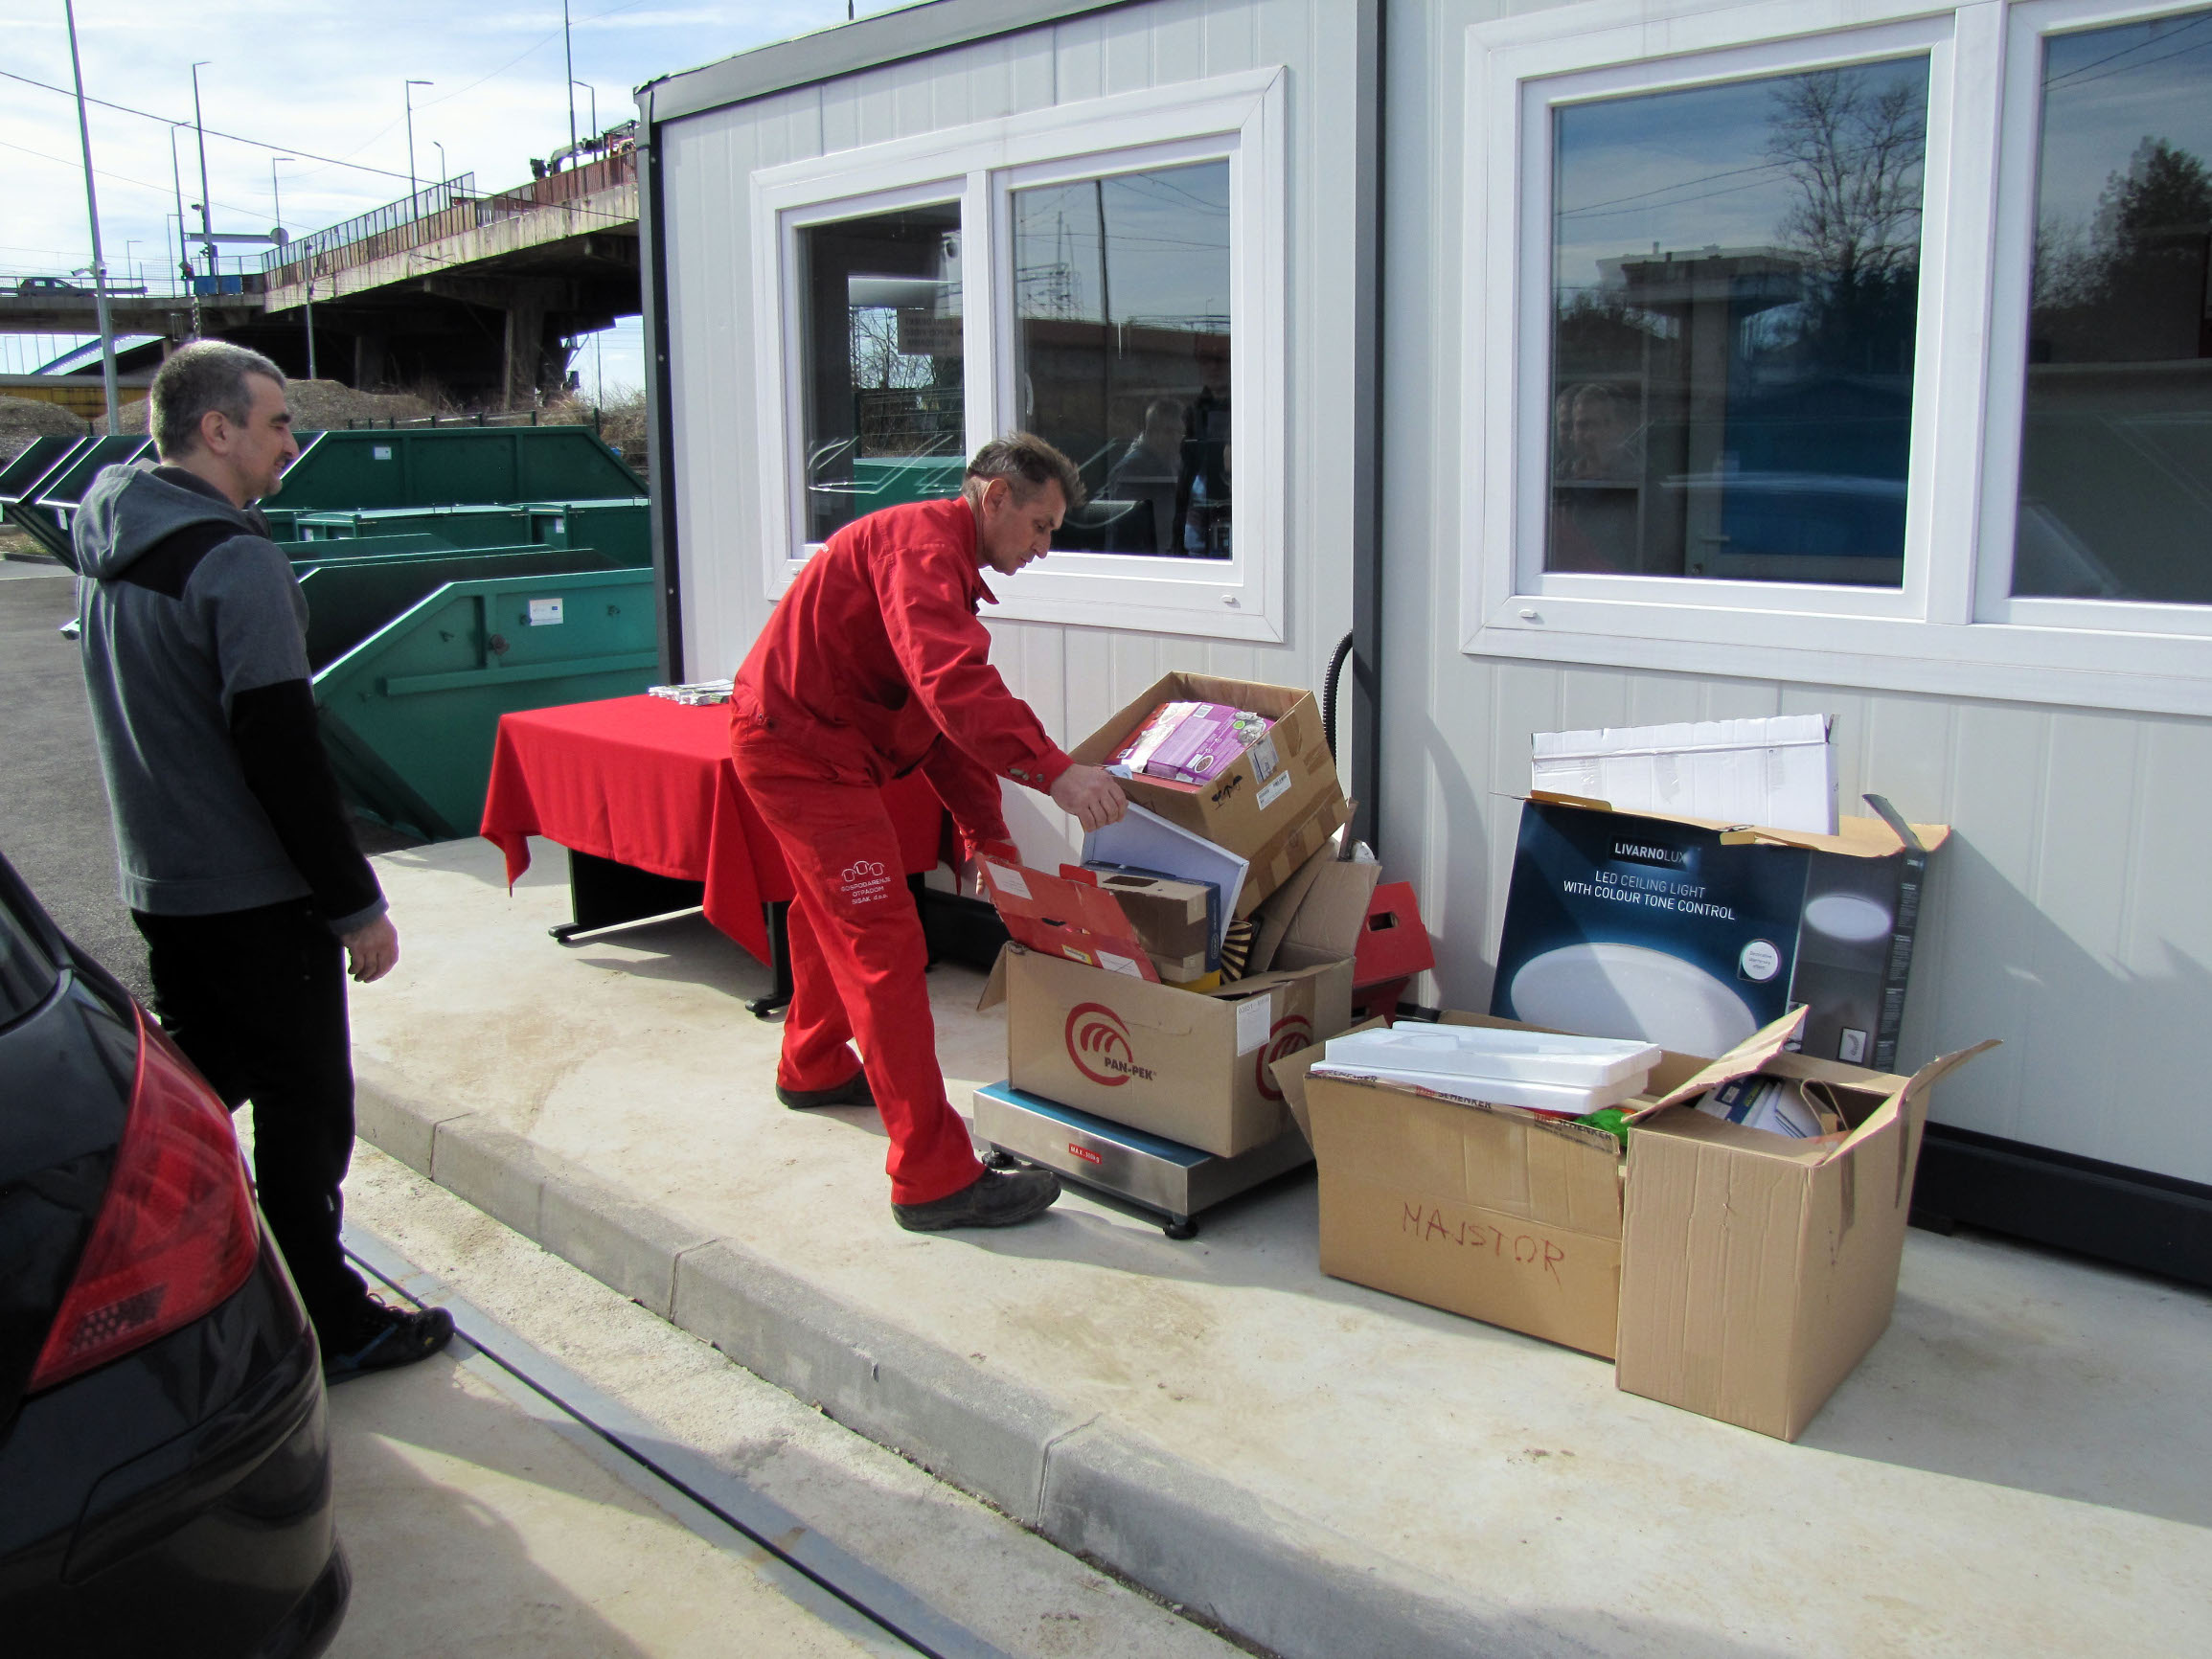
[28,1007,261,1392]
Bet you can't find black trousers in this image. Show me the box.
[132,898,368,1339]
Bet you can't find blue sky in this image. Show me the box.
[2,1,924,389]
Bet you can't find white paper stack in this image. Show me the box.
[648,679,734,706]
[1311,1024,1662,1117]
[1531,715,1836,834]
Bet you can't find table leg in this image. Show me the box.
[552,849,706,943]
[744,900,794,1020]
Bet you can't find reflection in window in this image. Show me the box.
[799,202,966,545]
[1012,162,1232,557]
[1548,59,1928,586]
[2014,10,2212,602]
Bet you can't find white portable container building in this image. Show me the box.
[636,0,2212,1284]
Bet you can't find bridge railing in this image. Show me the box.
[262,148,636,289]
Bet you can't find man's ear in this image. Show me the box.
[197,406,231,454]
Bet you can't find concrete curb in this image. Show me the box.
[352,1073,1517,1659]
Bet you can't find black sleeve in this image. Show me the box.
[229,679,384,929]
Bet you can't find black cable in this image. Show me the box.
[1321,628,1354,762]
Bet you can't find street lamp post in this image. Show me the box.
[404,80,433,208]
[62,0,119,433]
[271,155,315,381]
[166,122,198,333]
[190,62,216,281]
[433,141,447,186]
[562,0,578,161]
[571,81,597,148]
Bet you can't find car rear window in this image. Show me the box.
[0,895,60,1026]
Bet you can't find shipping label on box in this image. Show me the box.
[1071,671,1350,917]
[982,944,1353,1157]
[1491,799,1948,1067]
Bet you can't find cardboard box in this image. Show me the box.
[1274,1009,1992,1434]
[981,944,1354,1157]
[1273,1012,1709,1359]
[978,860,1159,982]
[1616,1021,1994,1440]
[1072,672,1351,919]
[1076,866,1215,980]
[1490,797,1949,1070]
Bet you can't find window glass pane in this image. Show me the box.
[2013,11,2212,602]
[799,203,966,545]
[1549,58,1928,586]
[1011,161,1232,557]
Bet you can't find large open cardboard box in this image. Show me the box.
[1070,672,1351,918]
[1272,1011,1992,1437]
[981,944,1353,1157]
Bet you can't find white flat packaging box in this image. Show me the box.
[1306,1062,1650,1117]
[1323,1024,1660,1088]
[1531,715,1837,835]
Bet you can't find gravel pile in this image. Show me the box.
[0,396,90,465]
[96,378,439,435]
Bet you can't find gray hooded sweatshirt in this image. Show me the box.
[74,462,384,932]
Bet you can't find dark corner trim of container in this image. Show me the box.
[635,100,684,685]
[637,0,1140,127]
[1911,1124,2212,1290]
[1350,0,1385,855]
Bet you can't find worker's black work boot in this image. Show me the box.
[776,1071,876,1110]
[893,1167,1061,1232]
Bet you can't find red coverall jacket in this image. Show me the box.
[731,497,1072,851]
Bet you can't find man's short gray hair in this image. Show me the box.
[966,433,1086,510]
[150,340,286,459]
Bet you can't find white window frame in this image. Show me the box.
[1460,0,2212,716]
[750,67,1288,643]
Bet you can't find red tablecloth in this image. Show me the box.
[481,695,948,963]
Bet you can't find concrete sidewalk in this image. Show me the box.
[351,836,2212,1659]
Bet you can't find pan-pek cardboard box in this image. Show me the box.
[1616,1021,1995,1441]
[980,944,1353,1157]
[1272,1012,1710,1359]
[1070,672,1352,919]
[1273,1011,1992,1432]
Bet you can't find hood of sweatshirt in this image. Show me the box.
[72,463,260,580]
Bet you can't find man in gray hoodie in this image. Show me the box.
[75,340,450,1381]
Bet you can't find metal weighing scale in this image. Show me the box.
[971,1081,1313,1239]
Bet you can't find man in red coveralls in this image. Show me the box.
[731,435,1129,1231]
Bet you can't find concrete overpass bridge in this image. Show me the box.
[2,138,641,408]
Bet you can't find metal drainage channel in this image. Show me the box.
[341,1227,1013,1659]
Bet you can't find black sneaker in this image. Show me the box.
[893,1168,1061,1232]
[776,1071,875,1110]
[322,1295,455,1385]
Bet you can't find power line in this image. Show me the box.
[0,68,412,182]
[0,136,264,219]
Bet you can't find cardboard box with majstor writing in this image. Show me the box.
[1271,1011,1991,1438]
[1070,672,1352,918]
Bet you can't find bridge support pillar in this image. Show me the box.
[503,289,549,411]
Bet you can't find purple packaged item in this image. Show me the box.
[1141,702,1249,784]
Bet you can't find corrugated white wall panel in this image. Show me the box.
[660,0,1369,864]
[1381,0,2212,1183]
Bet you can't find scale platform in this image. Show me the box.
[970,1081,1313,1239]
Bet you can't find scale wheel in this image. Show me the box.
[1162,1217,1198,1241]
[982,1148,1022,1171]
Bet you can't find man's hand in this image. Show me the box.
[341,915,399,984]
[1049,763,1128,833]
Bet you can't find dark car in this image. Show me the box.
[12,276,89,296]
[0,852,348,1657]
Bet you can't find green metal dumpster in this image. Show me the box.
[1,435,86,559]
[295,544,625,670]
[312,566,660,840]
[20,437,153,562]
[283,533,459,566]
[292,504,535,548]
[268,426,645,515]
[522,499,652,567]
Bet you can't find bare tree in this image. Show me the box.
[1766,69,1927,284]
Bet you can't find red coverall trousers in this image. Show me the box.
[730,728,985,1207]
